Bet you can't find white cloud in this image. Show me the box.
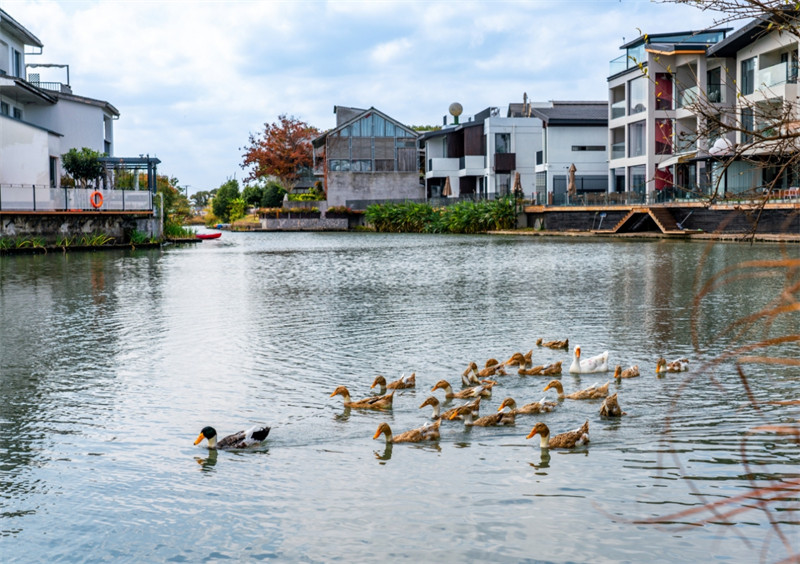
[4,0,732,192]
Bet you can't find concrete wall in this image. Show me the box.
[0,213,161,243]
[261,217,348,231]
[327,171,423,208]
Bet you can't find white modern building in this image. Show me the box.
[420,105,544,200]
[607,28,732,201]
[0,8,118,190]
[529,101,608,204]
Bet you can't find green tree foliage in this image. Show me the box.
[365,198,516,234]
[262,181,286,208]
[190,190,212,208]
[211,179,241,222]
[155,175,192,229]
[62,147,105,188]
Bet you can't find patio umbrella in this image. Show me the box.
[442,176,452,197]
[568,163,577,196]
[512,171,523,197]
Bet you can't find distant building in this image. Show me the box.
[312,106,422,209]
[419,105,543,201]
[529,101,608,204]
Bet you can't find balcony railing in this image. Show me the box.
[756,61,798,89]
[0,185,153,212]
[677,86,699,108]
[610,100,625,119]
[609,54,627,76]
[611,142,625,160]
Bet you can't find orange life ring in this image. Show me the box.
[90,191,103,209]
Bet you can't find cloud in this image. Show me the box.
[5,0,729,192]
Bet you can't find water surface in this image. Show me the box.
[1,232,798,562]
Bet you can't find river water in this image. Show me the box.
[1,232,798,563]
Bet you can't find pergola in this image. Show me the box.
[98,156,161,192]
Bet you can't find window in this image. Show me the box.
[741,57,755,96]
[655,73,673,110]
[329,159,350,171]
[741,108,754,143]
[495,133,510,154]
[0,101,8,116]
[13,49,21,77]
[351,160,372,172]
[630,165,647,195]
[12,107,22,120]
[629,76,647,114]
[707,67,722,103]
[655,119,673,155]
[50,157,58,188]
[571,145,605,151]
[628,121,646,157]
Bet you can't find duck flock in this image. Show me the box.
[194,338,689,451]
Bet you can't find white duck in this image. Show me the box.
[569,345,609,374]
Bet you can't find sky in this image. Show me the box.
[4,0,736,194]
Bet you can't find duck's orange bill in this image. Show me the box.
[449,411,459,420]
[194,433,205,445]
[372,430,381,439]
[526,429,538,439]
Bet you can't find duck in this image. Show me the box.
[419,396,481,420]
[569,345,610,374]
[449,404,515,427]
[432,379,496,400]
[600,393,626,417]
[543,379,609,400]
[370,373,416,394]
[373,419,441,443]
[504,351,530,367]
[497,396,557,415]
[193,425,270,450]
[613,365,640,379]
[461,363,482,385]
[526,421,589,449]
[330,386,394,409]
[536,337,569,350]
[518,361,562,376]
[656,357,689,374]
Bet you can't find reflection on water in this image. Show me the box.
[0,233,797,562]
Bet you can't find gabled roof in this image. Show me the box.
[707,12,797,58]
[530,101,608,126]
[51,90,120,117]
[0,8,44,48]
[313,106,417,148]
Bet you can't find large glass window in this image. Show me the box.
[655,73,673,110]
[707,67,722,103]
[629,76,647,114]
[628,121,646,157]
[495,133,511,154]
[630,165,647,195]
[655,119,673,155]
[741,107,754,143]
[741,57,755,95]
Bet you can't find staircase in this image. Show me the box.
[606,207,685,234]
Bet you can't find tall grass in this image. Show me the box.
[365,198,516,234]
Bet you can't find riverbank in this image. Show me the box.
[491,228,800,243]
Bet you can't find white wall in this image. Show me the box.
[25,98,111,155]
[0,116,54,186]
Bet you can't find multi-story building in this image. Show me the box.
[312,106,422,208]
[606,28,732,201]
[420,105,543,201]
[529,101,608,204]
[0,8,119,190]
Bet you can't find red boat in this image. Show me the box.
[195,232,222,240]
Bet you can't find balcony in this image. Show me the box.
[0,185,153,211]
[677,86,699,108]
[494,153,516,172]
[609,54,627,77]
[757,61,794,89]
[611,142,625,160]
[459,155,485,173]
[610,100,625,119]
[427,157,459,174]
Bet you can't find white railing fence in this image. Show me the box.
[0,185,153,212]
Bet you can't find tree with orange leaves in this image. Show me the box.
[240,114,320,191]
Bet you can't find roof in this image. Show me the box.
[51,90,120,117]
[620,28,731,50]
[706,12,797,58]
[0,8,44,48]
[313,106,417,147]
[530,101,608,126]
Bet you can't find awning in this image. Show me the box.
[657,152,698,170]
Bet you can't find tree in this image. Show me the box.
[240,115,320,191]
[190,190,212,208]
[62,147,105,188]
[211,178,241,222]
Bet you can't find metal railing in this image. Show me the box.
[0,185,153,212]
